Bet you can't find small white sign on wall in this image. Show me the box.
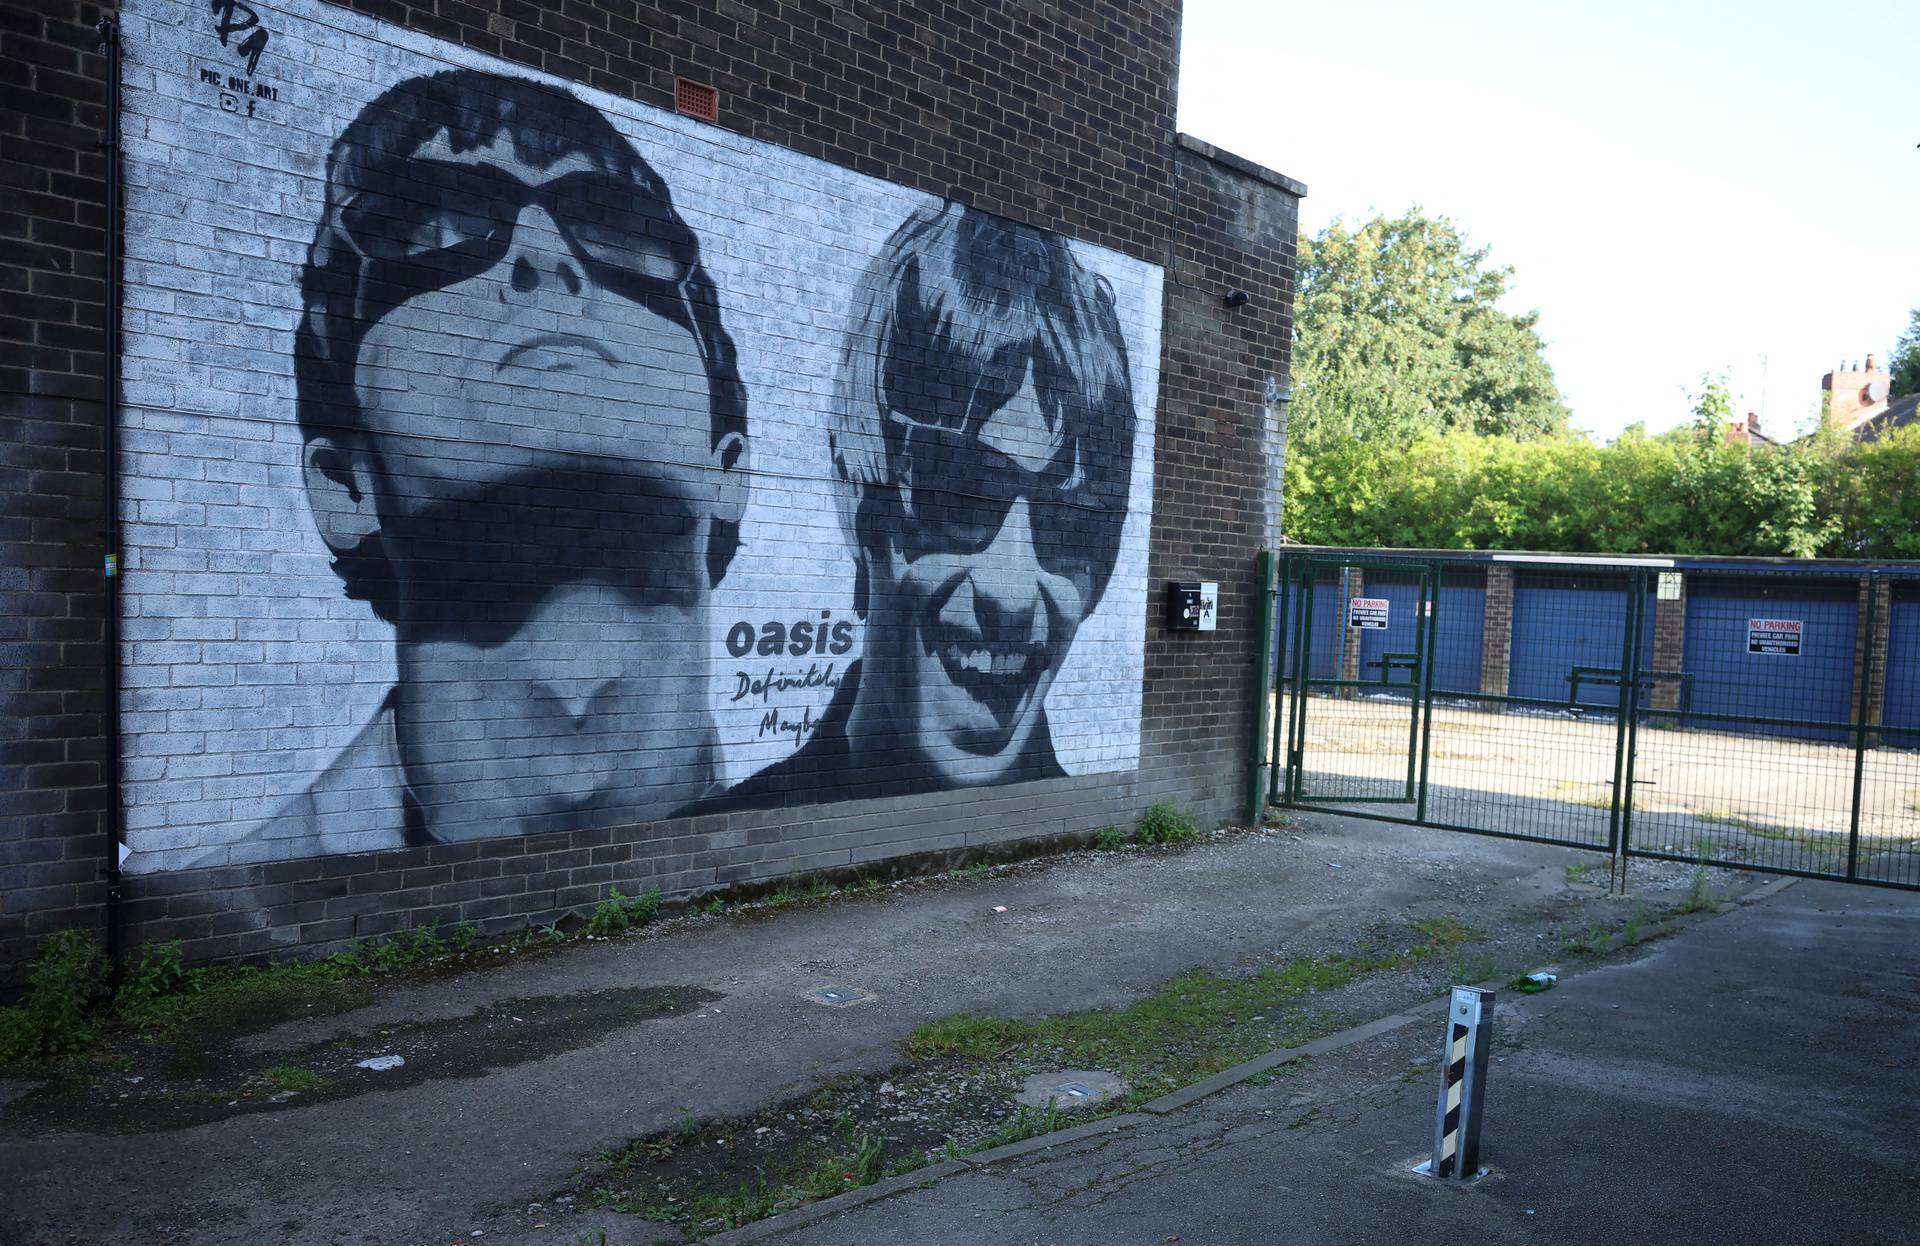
[1196,582,1217,631]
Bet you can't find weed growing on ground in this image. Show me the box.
[946,862,993,881]
[1564,862,1591,884]
[1138,802,1199,845]
[0,930,107,1063]
[1561,923,1611,956]
[1094,825,1129,851]
[1676,865,1720,914]
[261,1063,325,1093]
[586,886,663,937]
[756,877,839,910]
[2,919,500,1064]
[966,1102,1066,1153]
[115,940,192,1011]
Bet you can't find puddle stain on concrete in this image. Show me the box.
[4,983,722,1136]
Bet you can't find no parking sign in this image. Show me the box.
[1747,618,1802,656]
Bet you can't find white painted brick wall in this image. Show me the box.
[116,0,1162,872]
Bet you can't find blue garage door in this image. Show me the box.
[1351,573,1485,698]
[1508,574,1657,714]
[1882,588,1920,749]
[1680,579,1856,742]
[1278,567,1360,681]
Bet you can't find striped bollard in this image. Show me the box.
[1423,985,1494,1181]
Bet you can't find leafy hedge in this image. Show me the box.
[1285,423,1920,559]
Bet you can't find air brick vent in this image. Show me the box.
[675,77,719,122]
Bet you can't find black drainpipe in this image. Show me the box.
[97,18,124,975]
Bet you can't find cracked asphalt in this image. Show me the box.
[765,880,1920,1246]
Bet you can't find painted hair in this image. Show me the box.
[294,69,746,615]
[831,202,1135,613]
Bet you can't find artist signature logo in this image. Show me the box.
[209,0,269,75]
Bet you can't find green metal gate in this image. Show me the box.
[1260,549,1920,891]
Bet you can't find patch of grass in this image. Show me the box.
[599,1128,898,1237]
[586,886,664,937]
[1138,802,1199,846]
[1094,825,1129,851]
[77,920,485,1049]
[904,916,1480,1096]
[1408,915,1478,947]
[261,1063,325,1093]
[964,1102,1066,1153]
[755,877,839,912]
[946,862,992,882]
[1564,861,1591,884]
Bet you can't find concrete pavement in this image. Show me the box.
[762,880,1920,1246]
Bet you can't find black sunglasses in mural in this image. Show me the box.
[342,159,684,301]
[893,415,1121,576]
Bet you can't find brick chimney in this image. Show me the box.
[1724,410,1762,447]
[1824,354,1891,430]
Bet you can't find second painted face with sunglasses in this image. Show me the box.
[864,362,1117,784]
[337,131,741,839]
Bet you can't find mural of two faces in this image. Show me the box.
[116,0,1160,871]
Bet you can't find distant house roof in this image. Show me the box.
[1853,392,1918,442]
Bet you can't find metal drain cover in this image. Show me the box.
[1015,1069,1126,1109]
[804,985,873,1007]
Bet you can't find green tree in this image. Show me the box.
[1890,306,1920,398]
[1821,424,1920,556]
[1290,209,1567,450]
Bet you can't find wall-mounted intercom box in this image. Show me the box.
[1166,581,1217,631]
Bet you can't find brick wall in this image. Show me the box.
[1,1,116,980]
[1649,575,1686,710]
[1,0,1303,978]
[1480,565,1512,697]
[1140,134,1299,818]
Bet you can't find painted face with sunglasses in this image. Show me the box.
[831,204,1136,792]
[292,72,748,849]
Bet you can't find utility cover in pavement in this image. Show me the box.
[804,985,873,1007]
[1016,1069,1126,1110]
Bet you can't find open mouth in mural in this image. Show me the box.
[926,627,1049,732]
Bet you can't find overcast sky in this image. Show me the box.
[1177,0,1920,441]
